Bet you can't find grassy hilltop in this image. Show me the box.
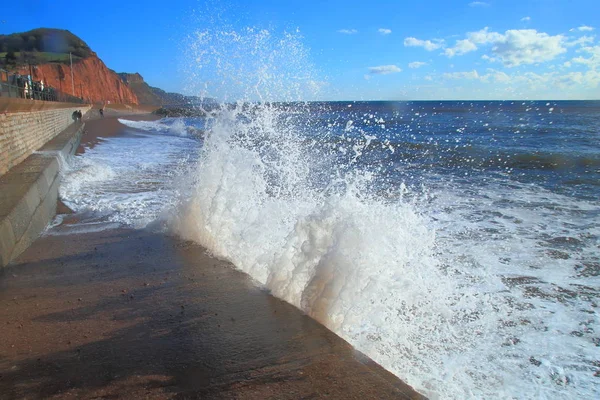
[0,28,92,66]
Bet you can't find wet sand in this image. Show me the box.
[0,114,424,399]
[78,112,160,153]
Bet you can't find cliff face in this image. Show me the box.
[118,73,164,105]
[119,72,144,84]
[118,72,214,106]
[20,56,139,105]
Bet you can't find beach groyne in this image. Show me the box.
[0,103,90,266]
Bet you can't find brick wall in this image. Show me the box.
[0,106,90,177]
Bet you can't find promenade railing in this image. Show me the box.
[0,68,85,104]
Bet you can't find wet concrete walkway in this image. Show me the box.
[0,228,423,399]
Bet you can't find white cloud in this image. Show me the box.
[368,65,402,74]
[443,27,566,67]
[406,68,600,99]
[492,30,566,67]
[439,67,600,92]
[521,16,531,22]
[571,26,595,32]
[404,37,445,51]
[558,70,600,87]
[443,70,480,80]
[572,45,600,69]
[469,1,490,6]
[488,70,511,83]
[566,35,595,47]
[444,68,510,82]
[408,61,427,69]
[337,29,358,34]
[444,27,503,57]
[445,39,478,57]
[467,27,505,44]
[518,70,600,90]
[378,28,392,35]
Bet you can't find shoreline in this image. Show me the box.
[0,114,424,399]
[77,112,160,154]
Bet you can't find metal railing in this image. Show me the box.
[0,69,86,104]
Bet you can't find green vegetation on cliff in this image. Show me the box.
[0,28,92,66]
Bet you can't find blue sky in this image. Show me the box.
[2,0,599,100]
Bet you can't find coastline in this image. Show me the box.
[0,115,425,399]
[78,112,160,153]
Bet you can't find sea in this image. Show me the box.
[53,99,599,399]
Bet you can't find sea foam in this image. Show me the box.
[167,22,599,399]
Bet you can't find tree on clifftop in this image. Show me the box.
[4,50,17,68]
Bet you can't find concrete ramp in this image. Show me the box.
[0,122,85,266]
[0,227,424,399]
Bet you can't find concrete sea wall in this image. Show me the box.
[0,104,90,177]
[0,104,90,266]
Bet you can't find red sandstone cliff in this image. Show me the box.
[19,56,139,105]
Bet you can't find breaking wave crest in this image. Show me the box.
[166,20,598,400]
[118,118,190,136]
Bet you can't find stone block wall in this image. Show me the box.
[0,106,90,177]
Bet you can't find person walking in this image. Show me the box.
[23,79,29,99]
